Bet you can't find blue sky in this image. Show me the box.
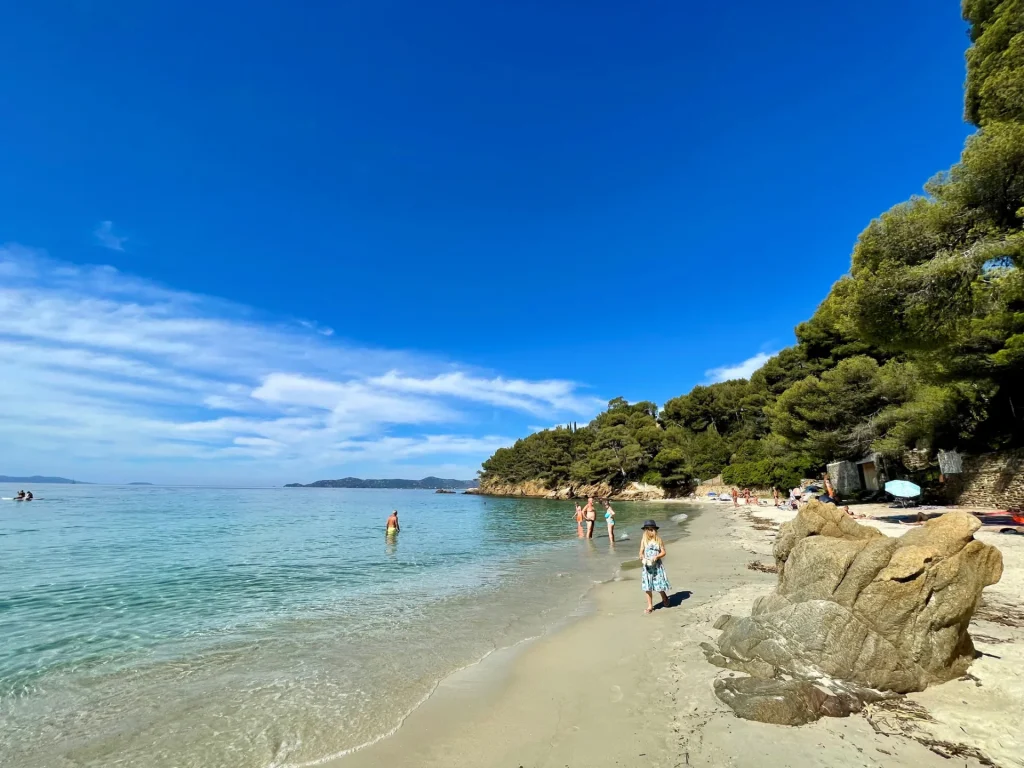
[0,1,973,484]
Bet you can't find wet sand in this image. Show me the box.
[328,505,1023,768]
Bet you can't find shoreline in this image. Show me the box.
[311,510,698,768]
[324,503,1023,768]
[324,510,711,768]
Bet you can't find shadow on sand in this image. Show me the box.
[653,590,692,610]
[872,510,1024,532]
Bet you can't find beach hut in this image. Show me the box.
[855,454,884,491]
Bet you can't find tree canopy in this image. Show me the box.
[479,7,1024,493]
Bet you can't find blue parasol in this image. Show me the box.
[885,480,921,498]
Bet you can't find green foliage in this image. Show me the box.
[964,0,1024,126]
[661,380,751,436]
[769,356,893,461]
[480,18,1024,493]
[722,455,814,492]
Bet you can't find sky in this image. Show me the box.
[0,1,975,485]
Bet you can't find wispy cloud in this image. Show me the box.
[0,245,596,482]
[371,371,602,416]
[93,220,127,251]
[704,351,775,383]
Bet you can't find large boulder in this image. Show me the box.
[704,501,1003,724]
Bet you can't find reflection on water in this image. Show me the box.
[385,531,399,558]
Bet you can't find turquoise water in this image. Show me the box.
[0,484,693,767]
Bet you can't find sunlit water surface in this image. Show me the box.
[0,484,695,767]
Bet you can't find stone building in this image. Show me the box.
[827,453,886,495]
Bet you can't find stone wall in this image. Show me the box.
[955,449,1024,509]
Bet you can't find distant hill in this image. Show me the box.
[0,475,91,484]
[127,482,154,486]
[285,476,477,490]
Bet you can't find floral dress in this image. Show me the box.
[641,541,671,592]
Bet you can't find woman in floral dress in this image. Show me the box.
[638,519,671,614]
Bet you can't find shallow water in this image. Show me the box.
[0,484,695,768]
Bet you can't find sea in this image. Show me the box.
[0,483,695,768]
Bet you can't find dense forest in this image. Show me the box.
[481,2,1024,494]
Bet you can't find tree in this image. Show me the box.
[964,0,1024,127]
[480,12,1024,491]
[661,380,751,436]
[769,356,893,463]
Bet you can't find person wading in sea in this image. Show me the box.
[603,500,616,544]
[385,510,400,535]
[582,496,596,538]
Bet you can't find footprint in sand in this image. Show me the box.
[610,684,623,703]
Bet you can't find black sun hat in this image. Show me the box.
[641,519,659,530]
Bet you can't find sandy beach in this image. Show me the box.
[330,503,1024,768]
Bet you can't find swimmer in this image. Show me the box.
[385,509,400,535]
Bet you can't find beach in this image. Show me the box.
[334,501,1024,768]
[0,485,688,768]
[3,487,1020,767]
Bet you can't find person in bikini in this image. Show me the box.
[603,500,616,544]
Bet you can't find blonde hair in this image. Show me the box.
[640,528,663,549]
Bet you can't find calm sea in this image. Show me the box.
[0,484,694,768]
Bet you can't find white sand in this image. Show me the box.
[326,505,1023,768]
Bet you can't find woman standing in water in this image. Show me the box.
[639,520,671,614]
[572,503,585,538]
[603,500,616,543]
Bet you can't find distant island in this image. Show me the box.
[0,475,90,484]
[285,476,477,490]
[127,482,154,486]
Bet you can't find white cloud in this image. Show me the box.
[371,371,603,416]
[704,351,776,383]
[93,220,127,251]
[0,245,596,483]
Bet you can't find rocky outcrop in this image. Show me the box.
[703,501,1003,725]
[613,482,667,501]
[473,478,667,500]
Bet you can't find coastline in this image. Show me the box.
[324,504,1023,768]
[467,480,677,501]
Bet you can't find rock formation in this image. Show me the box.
[703,501,1003,725]
[473,478,667,501]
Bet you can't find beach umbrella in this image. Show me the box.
[885,480,921,498]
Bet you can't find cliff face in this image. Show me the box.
[471,478,668,501]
